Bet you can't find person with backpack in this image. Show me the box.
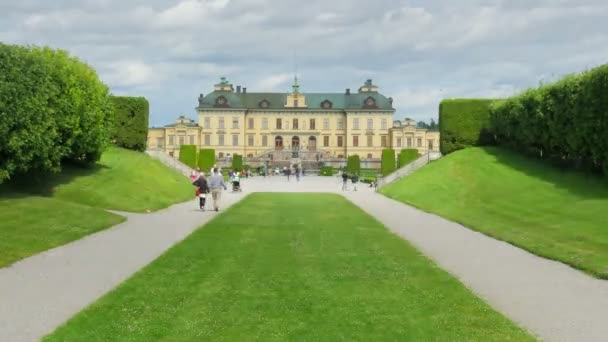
[192,173,209,211]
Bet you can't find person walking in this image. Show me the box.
[342,171,348,191]
[192,173,209,210]
[208,168,227,212]
[295,167,300,182]
[351,173,359,191]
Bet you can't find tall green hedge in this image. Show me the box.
[0,43,112,183]
[111,96,149,151]
[179,145,197,168]
[439,99,497,155]
[381,149,396,176]
[398,149,419,167]
[346,155,361,174]
[490,64,608,174]
[232,154,243,170]
[198,149,215,171]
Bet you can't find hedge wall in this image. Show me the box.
[0,43,112,183]
[232,154,243,171]
[110,96,149,151]
[398,149,419,168]
[346,155,361,175]
[439,99,497,155]
[381,149,396,176]
[197,149,215,171]
[490,64,608,174]
[179,145,197,168]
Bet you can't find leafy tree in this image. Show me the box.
[111,96,149,151]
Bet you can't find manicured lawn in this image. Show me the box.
[0,195,124,268]
[381,147,608,279]
[46,193,533,341]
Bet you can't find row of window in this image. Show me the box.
[162,134,391,148]
[395,137,425,148]
[201,117,389,130]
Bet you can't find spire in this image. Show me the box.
[292,75,300,94]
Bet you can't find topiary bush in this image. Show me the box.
[398,149,419,168]
[110,96,149,151]
[232,154,243,171]
[346,155,361,175]
[439,99,498,155]
[381,149,396,176]
[197,149,215,171]
[179,145,197,168]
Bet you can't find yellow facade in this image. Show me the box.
[147,79,440,164]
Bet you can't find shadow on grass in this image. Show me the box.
[483,146,608,199]
[0,162,110,200]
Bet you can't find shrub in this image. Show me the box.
[381,149,396,176]
[490,63,608,174]
[111,96,149,151]
[320,166,335,176]
[439,99,498,155]
[179,145,197,168]
[346,155,361,175]
[232,154,243,171]
[0,43,112,183]
[197,149,215,171]
[398,149,419,168]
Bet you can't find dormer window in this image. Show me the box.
[259,99,270,108]
[215,96,228,107]
[363,96,377,108]
[321,100,333,109]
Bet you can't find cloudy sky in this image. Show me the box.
[1,0,607,126]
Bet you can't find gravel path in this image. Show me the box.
[1,175,607,341]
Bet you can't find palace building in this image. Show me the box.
[147,77,439,168]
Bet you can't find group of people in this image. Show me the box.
[341,171,359,191]
[190,166,227,212]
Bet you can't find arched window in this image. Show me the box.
[215,96,228,107]
[363,96,376,108]
[218,152,224,158]
[275,136,283,149]
[259,99,270,108]
[321,100,333,109]
[292,136,300,148]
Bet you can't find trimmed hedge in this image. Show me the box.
[439,99,497,155]
[398,149,419,168]
[0,43,112,183]
[197,149,215,171]
[319,166,335,176]
[490,64,608,174]
[381,149,396,176]
[232,154,243,171]
[111,96,149,151]
[346,155,361,175]
[179,145,197,168]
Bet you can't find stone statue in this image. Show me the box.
[198,93,204,106]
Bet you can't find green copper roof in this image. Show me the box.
[197,91,394,111]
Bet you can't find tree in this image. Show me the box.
[429,118,438,131]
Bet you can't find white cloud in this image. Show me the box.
[252,74,292,91]
[102,60,162,88]
[156,0,229,29]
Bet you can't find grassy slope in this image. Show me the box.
[381,147,608,278]
[46,194,533,341]
[0,147,192,268]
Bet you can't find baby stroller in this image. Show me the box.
[231,176,242,192]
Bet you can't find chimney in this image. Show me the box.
[236,85,241,93]
[243,87,247,94]
[345,88,350,95]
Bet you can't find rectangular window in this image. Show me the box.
[367,153,373,159]
[337,136,344,147]
[367,135,373,147]
[397,138,402,147]
[381,135,387,147]
[219,117,225,129]
[428,139,434,150]
[178,136,185,145]
[337,119,344,130]
[248,118,254,129]
[262,135,268,147]
[189,135,195,145]
[169,136,174,145]
[285,120,289,129]
[294,99,299,107]
[204,117,210,129]
[353,118,359,129]
[323,118,329,130]
[353,135,359,147]
[233,135,239,146]
[232,117,239,129]
[276,118,282,129]
[417,138,422,147]
[248,135,254,146]
[323,136,329,147]
[156,137,163,148]
[218,134,224,146]
[204,134,210,146]
[381,119,387,129]
[310,119,316,130]
[262,118,268,129]
[367,119,373,129]
[293,118,299,130]
[407,138,412,147]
